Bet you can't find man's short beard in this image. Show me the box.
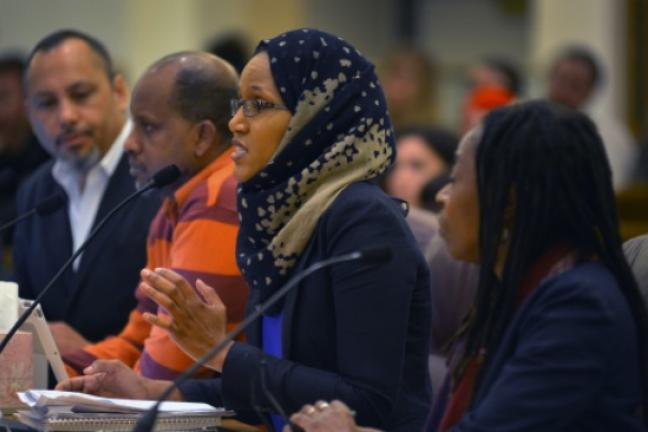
[63,145,102,174]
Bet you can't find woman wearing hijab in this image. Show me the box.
[57,29,432,431]
[286,100,648,431]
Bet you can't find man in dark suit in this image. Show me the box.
[13,30,159,353]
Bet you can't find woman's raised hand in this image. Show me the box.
[140,268,233,371]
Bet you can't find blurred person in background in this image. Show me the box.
[469,57,521,97]
[458,57,519,136]
[383,126,457,251]
[386,127,457,211]
[458,84,515,136]
[547,45,637,190]
[382,47,438,129]
[0,54,49,273]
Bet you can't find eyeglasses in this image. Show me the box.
[230,98,288,118]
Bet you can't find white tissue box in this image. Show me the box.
[0,281,18,331]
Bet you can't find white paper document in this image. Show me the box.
[18,389,225,414]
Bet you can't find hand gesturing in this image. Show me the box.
[140,268,233,371]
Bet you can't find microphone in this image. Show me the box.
[133,245,392,432]
[0,164,181,356]
[0,193,66,232]
[150,165,182,189]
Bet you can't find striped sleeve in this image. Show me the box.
[138,175,249,380]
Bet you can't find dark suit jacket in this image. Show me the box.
[179,181,432,432]
[13,154,160,342]
[446,262,645,432]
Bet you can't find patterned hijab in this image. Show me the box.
[236,29,395,308]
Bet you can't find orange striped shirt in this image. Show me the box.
[64,150,248,379]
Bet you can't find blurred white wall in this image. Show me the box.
[0,0,395,84]
[304,0,398,59]
[0,0,304,82]
[418,0,529,65]
[0,0,130,73]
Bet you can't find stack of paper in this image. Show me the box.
[15,389,233,431]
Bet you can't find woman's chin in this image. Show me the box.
[233,165,254,183]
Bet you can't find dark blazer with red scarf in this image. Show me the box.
[433,261,645,432]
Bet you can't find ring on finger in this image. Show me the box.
[315,401,330,411]
[304,406,316,415]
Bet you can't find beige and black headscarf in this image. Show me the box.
[237,29,395,306]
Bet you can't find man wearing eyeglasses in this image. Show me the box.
[63,51,249,381]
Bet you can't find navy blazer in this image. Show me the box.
[12,154,160,342]
[179,181,432,431]
[448,262,645,432]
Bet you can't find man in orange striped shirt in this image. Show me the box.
[63,52,248,380]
